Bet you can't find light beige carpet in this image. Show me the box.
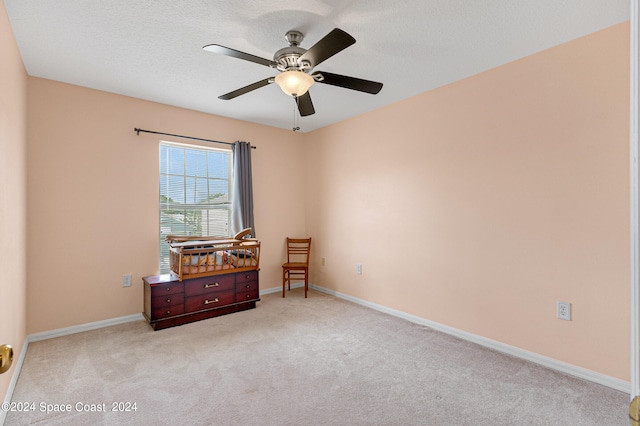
[5,289,630,425]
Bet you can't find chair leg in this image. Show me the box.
[282,268,286,298]
[304,268,308,298]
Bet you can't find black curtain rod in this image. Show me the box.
[134,128,256,149]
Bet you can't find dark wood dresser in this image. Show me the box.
[143,270,259,330]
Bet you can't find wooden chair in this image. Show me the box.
[282,238,311,298]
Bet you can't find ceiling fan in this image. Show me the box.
[203,28,383,117]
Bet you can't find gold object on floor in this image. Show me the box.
[630,396,640,425]
[0,344,13,374]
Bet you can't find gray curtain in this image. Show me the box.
[231,141,255,237]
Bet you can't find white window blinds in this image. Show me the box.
[159,142,233,273]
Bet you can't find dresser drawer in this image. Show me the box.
[236,280,258,293]
[184,274,235,296]
[150,282,183,297]
[235,289,259,303]
[152,304,185,320]
[186,290,235,312]
[236,270,258,284]
[152,293,185,309]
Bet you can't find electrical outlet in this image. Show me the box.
[557,301,571,321]
[122,274,132,288]
[356,263,362,275]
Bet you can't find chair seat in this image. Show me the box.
[282,262,308,269]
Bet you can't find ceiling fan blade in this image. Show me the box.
[314,71,383,94]
[296,92,315,116]
[219,78,273,100]
[298,28,355,68]
[203,44,276,68]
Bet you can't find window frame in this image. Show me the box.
[158,141,233,274]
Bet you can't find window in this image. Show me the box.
[159,142,233,273]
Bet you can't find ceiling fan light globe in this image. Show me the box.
[275,71,314,97]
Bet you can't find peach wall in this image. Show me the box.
[305,22,630,380]
[27,78,306,334]
[0,0,28,402]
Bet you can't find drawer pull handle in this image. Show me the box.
[205,283,220,288]
[166,310,171,315]
[246,294,251,299]
[245,284,250,289]
[245,275,250,279]
[204,298,219,305]
[166,299,171,303]
[167,287,172,291]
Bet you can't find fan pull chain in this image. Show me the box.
[292,96,300,132]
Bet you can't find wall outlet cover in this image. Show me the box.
[557,301,571,321]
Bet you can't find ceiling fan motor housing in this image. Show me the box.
[274,31,311,72]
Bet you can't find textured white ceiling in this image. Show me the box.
[4,0,630,132]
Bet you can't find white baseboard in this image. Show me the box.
[260,283,304,296]
[310,284,631,394]
[27,313,144,343]
[260,286,282,296]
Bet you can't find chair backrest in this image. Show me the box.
[286,238,311,265]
